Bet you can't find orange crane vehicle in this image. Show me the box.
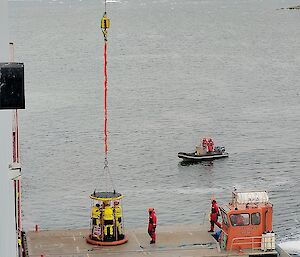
[218,191,277,253]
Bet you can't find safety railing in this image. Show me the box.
[220,228,228,236]
[230,236,262,252]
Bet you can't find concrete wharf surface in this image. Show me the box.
[26,224,228,257]
[26,224,282,257]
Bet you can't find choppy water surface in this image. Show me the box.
[9,0,300,254]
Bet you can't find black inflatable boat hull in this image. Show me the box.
[178,152,229,162]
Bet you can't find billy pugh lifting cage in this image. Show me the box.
[87,191,128,245]
[86,0,128,246]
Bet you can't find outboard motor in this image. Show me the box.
[215,146,225,153]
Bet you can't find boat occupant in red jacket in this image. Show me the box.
[207,138,214,152]
[208,199,221,232]
[202,138,208,151]
[148,208,157,244]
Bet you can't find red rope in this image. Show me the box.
[104,41,108,155]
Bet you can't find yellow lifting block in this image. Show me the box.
[101,15,110,29]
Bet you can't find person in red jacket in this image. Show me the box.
[202,138,208,151]
[207,138,214,153]
[148,208,157,244]
[208,199,221,232]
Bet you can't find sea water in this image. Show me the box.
[8,0,300,255]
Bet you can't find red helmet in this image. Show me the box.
[148,207,154,212]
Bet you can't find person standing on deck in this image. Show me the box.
[148,208,157,244]
[208,199,221,232]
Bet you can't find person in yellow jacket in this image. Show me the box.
[91,203,100,226]
[113,201,123,238]
[91,203,101,238]
[103,201,114,240]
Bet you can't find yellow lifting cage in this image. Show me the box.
[86,0,128,247]
[87,191,128,246]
